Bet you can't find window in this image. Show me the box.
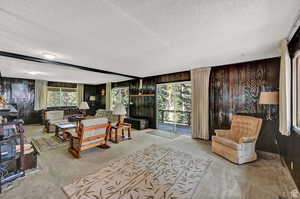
[111,87,129,115]
[293,52,300,131]
[47,87,78,107]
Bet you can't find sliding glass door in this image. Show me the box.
[156,82,192,134]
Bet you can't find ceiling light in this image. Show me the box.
[28,71,43,75]
[43,53,56,60]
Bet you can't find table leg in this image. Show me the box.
[62,129,67,140]
[122,129,125,138]
[128,127,132,139]
[55,126,59,137]
[115,128,119,143]
[109,127,112,141]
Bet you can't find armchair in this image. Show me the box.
[68,118,110,158]
[44,110,68,133]
[212,115,262,164]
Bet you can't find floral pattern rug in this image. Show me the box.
[63,144,213,199]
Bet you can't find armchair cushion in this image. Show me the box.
[239,136,256,143]
[212,136,242,151]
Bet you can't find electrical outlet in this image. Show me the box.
[291,161,294,170]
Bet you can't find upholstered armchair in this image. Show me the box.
[95,109,119,125]
[212,115,262,164]
[44,110,68,133]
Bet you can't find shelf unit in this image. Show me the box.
[0,110,25,193]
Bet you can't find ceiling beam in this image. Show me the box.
[0,51,139,79]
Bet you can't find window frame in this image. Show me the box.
[292,50,300,134]
[47,86,78,108]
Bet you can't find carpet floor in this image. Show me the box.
[146,130,181,139]
[1,125,298,199]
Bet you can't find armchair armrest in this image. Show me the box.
[215,129,231,137]
[239,136,256,143]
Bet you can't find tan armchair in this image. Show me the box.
[212,115,262,164]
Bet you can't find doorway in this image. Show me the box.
[156,81,192,135]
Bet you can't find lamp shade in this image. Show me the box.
[113,104,126,115]
[259,92,279,105]
[79,101,90,110]
[89,96,96,101]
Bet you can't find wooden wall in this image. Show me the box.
[1,77,41,124]
[84,84,106,115]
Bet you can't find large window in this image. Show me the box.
[47,87,78,107]
[293,53,300,130]
[111,87,129,115]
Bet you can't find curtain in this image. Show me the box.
[106,82,112,110]
[34,80,48,110]
[279,40,291,136]
[191,67,211,139]
[77,84,84,106]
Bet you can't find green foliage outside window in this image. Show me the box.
[111,87,129,115]
[157,83,191,125]
[47,87,78,107]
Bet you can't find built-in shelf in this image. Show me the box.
[129,94,155,97]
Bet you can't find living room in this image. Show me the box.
[1,1,300,198]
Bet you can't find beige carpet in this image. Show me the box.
[63,144,212,199]
[146,130,181,140]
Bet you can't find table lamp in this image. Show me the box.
[79,101,90,116]
[113,104,126,125]
[259,91,279,120]
[89,96,96,107]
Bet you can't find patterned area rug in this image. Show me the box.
[146,130,181,140]
[31,136,68,153]
[63,144,213,199]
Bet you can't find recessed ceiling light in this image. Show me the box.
[43,53,56,60]
[28,71,44,75]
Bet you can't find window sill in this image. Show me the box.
[46,106,78,109]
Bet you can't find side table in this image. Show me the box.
[109,123,132,143]
[55,123,77,141]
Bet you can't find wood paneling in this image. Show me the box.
[129,78,157,128]
[1,77,41,124]
[84,84,106,115]
[209,57,280,153]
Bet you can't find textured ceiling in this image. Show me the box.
[0,0,300,83]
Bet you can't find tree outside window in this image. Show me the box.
[111,87,129,115]
[47,87,78,107]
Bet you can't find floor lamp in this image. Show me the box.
[259,91,283,164]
